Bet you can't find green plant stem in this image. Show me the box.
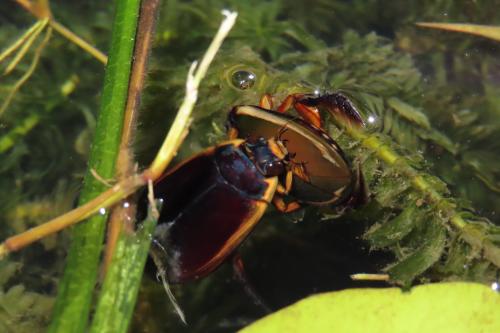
[89,204,158,333]
[103,0,160,277]
[48,1,142,332]
[348,126,500,268]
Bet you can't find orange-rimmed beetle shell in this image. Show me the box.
[138,139,283,283]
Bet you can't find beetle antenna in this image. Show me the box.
[276,124,289,142]
[150,240,187,324]
[275,116,302,143]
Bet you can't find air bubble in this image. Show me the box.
[231,70,256,90]
[99,207,107,215]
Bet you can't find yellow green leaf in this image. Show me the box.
[240,282,500,333]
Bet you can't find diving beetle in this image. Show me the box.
[138,91,366,305]
[227,92,367,211]
[139,136,294,283]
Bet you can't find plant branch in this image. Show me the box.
[147,9,238,180]
[14,0,107,64]
[0,24,52,117]
[102,0,161,278]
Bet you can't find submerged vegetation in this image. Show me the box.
[1,0,500,332]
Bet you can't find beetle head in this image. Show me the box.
[244,137,289,178]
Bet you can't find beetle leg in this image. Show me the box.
[276,94,300,113]
[227,126,239,139]
[274,171,301,212]
[272,195,302,213]
[345,162,369,207]
[259,93,273,109]
[299,93,365,128]
[285,170,293,193]
[277,93,322,128]
[232,253,271,313]
[294,102,322,128]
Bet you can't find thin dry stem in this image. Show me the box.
[50,20,107,65]
[14,0,107,64]
[0,25,52,118]
[416,22,500,42]
[0,19,44,63]
[4,19,48,75]
[148,10,238,179]
[0,174,146,257]
[147,179,160,220]
[351,273,390,281]
[90,168,114,187]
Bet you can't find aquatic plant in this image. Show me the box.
[1,0,500,332]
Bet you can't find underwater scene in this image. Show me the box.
[0,0,500,332]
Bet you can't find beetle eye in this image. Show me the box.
[231,70,256,90]
[261,161,285,177]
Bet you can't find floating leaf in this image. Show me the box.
[240,282,500,333]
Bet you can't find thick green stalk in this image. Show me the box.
[89,207,158,333]
[48,1,141,332]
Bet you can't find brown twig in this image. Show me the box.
[0,174,146,256]
[102,0,161,278]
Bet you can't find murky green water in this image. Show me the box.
[1,1,500,332]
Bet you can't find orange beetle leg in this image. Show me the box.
[259,93,273,109]
[274,171,301,213]
[277,94,299,113]
[277,93,322,128]
[227,127,239,139]
[276,171,293,195]
[295,102,322,128]
[272,195,302,213]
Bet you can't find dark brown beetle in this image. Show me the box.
[138,92,366,317]
[140,137,293,283]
